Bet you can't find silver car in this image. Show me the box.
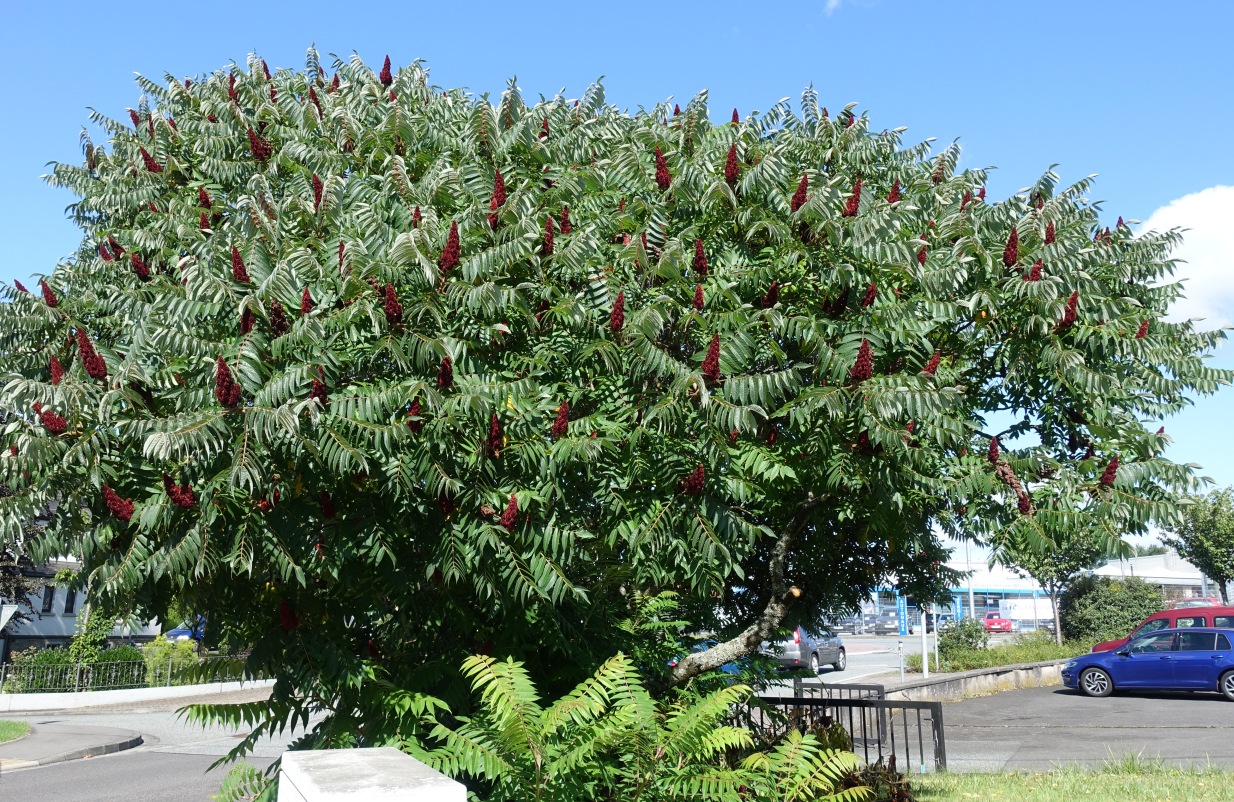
[766,625,847,673]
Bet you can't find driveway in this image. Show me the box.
[944,686,1234,771]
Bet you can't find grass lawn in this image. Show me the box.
[913,762,1234,801]
[0,720,29,744]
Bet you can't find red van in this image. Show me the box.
[1092,606,1234,652]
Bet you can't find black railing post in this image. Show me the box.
[930,702,947,771]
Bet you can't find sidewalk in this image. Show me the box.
[0,721,142,771]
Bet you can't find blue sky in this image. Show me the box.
[3,1,1232,510]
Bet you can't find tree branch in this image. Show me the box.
[669,492,823,683]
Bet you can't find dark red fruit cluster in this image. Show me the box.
[269,300,290,337]
[162,474,196,508]
[1024,259,1042,282]
[961,190,972,210]
[128,108,141,129]
[77,329,107,379]
[310,376,329,408]
[99,242,113,262]
[724,145,739,187]
[499,494,519,531]
[887,181,901,204]
[988,436,1000,464]
[610,290,626,334]
[693,284,704,311]
[50,355,65,385]
[407,399,424,434]
[543,217,555,256]
[1057,291,1079,332]
[1044,221,1056,245]
[654,147,671,190]
[215,357,242,407]
[308,86,323,117]
[693,239,708,277]
[246,128,273,162]
[312,173,324,210]
[320,491,336,519]
[231,246,251,283]
[1099,456,1119,487]
[384,284,402,327]
[922,351,940,375]
[132,254,150,280]
[437,356,453,390]
[861,282,877,308]
[1136,320,1149,339]
[762,281,780,308]
[228,73,239,102]
[702,335,722,386]
[40,279,58,308]
[103,485,134,523]
[438,490,457,517]
[682,465,705,495]
[412,206,421,228]
[439,221,460,276]
[301,288,313,316]
[791,174,809,212]
[240,308,255,335]
[917,246,928,266]
[1002,228,1019,267]
[379,55,392,87]
[36,404,67,435]
[139,147,163,173]
[843,178,862,218]
[849,339,873,384]
[560,206,571,235]
[487,414,503,460]
[278,599,299,631]
[551,401,569,439]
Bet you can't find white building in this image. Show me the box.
[1092,550,1228,602]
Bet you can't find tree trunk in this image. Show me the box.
[1220,578,1230,605]
[1050,588,1062,645]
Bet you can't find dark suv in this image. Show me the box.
[764,625,847,673]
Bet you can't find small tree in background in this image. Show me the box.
[1059,575,1164,643]
[1001,524,1106,643]
[1163,488,1234,603]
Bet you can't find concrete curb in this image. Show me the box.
[883,658,1069,701]
[0,728,143,771]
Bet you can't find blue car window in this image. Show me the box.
[1219,634,1232,651]
[1178,632,1217,651]
[1129,633,1176,653]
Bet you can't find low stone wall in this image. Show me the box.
[279,748,465,801]
[0,678,275,712]
[883,659,1068,702]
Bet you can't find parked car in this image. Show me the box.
[764,625,846,673]
[1169,597,1225,610]
[163,615,206,642]
[982,612,1014,634]
[871,612,912,635]
[1063,628,1234,701]
[1092,605,1234,653]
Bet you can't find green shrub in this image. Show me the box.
[907,631,1092,673]
[938,618,988,657]
[141,635,200,686]
[1,647,75,692]
[1059,575,1164,643]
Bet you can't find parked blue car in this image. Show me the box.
[1062,628,1234,701]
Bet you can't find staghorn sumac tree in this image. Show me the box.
[0,48,1229,763]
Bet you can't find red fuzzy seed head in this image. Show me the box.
[1017,492,1032,516]
[246,128,273,163]
[791,174,809,212]
[379,56,392,87]
[1025,259,1043,282]
[240,307,254,334]
[732,107,740,124]
[610,290,626,334]
[388,90,396,103]
[1003,227,1019,267]
[437,356,453,390]
[278,599,299,631]
[702,334,722,386]
[987,436,1000,464]
[162,474,196,508]
[540,117,550,139]
[682,464,706,495]
[310,377,329,408]
[543,217,555,255]
[978,186,986,201]
[312,174,324,210]
[654,147,672,190]
[300,287,313,316]
[384,284,402,327]
[439,221,460,276]
[38,406,67,435]
[320,490,336,519]
[13,280,27,293]
[215,356,242,407]
[673,103,681,116]
[849,339,873,384]
[1044,220,1056,245]
[693,239,708,277]
[198,187,212,210]
[723,145,739,188]
[917,246,927,266]
[1058,291,1079,331]
[412,206,421,228]
[76,329,107,380]
[762,281,780,309]
[730,428,739,445]
[693,283,705,311]
[269,300,290,337]
[437,491,457,517]
[50,355,65,385]
[1099,456,1120,487]
[139,147,162,173]
[1136,320,1149,339]
[308,86,323,117]
[231,246,251,283]
[887,181,901,204]
[486,414,503,459]
[406,399,425,434]
[103,485,134,523]
[39,280,58,307]
[132,254,150,280]
[200,212,210,231]
[767,427,777,446]
[560,206,571,235]
[499,494,519,531]
[99,242,113,262]
[492,169,506,208]
[552,400,569,439]
[128,108,141,129]
[329,73,340,93]
[843,178,863,217]
[269,86,278,102]
[961,190,972,210]
[861,282,877,308]
[228,73,238,102]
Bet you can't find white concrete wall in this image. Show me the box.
[279,748,465,802]
[0,678,275,712]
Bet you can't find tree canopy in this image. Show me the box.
[0,48,1228,748]
[1164,488,1234,603]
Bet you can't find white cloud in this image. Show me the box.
[825,0,842,14]
[1138,185,1234,329]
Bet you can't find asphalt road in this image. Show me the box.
[944,685,1234,771]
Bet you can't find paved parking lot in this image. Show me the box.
[944,686,1234,771]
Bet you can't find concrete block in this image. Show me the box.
[279,747,465,802]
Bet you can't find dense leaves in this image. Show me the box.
[0,48,1229,760]
[1163,488,1234,604]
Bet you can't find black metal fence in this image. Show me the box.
[0,656,250,693]
[741,683,947,772]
